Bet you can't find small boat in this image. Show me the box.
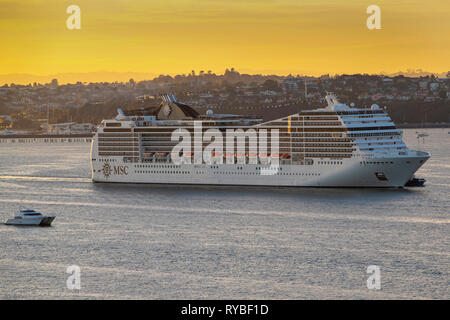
[3,208,55,226]
[404,176,426,187]
[416,131,429,138]
[1,129,16,135]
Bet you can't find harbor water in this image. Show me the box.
[0,128,448,299]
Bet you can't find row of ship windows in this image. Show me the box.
[99,148,139,151]
[349,132,400,137]
[100,131,346,137]
[281,117,340,121]
[136,164,180,168]
[98,157,349,165]
[318,161,343,165]
[98,135,138,139]
[306,154,352,158]
[343,121,391,125]
[134,170,321,176]
[288,128,346,132]
[292,133,342,137]
[137,149,355,154]
[138,145,354,150]
[140,143,354,148]
[341,114,387,118]
[136,170,189,174]
[97,159,353,167]
[360,161,394,165]
[136,164,285,170]
[98,143,139,146]
[291,148,355,152]
[285,122,342,126]
[359,141,400,146]
[292,138,352,142]
[98,133,348,139]
[294,144,354,148]
[336,111,386,115]
[98,136,138,139]
[99,152,139,156]
[301,116,339,120]
[360,147,405,151]
[361,136,399,140]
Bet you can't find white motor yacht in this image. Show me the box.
[1,129,16,135]
[4,208,55,226]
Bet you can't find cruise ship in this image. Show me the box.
[90,94,430,187]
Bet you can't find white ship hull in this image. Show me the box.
[91,94,430,188]
[91,152,429,188]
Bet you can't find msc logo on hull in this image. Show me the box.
[102,163,128,178]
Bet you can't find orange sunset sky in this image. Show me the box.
[0,0,449,84]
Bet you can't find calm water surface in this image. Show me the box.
[0,129,448,299]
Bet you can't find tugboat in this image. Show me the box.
[405,176,426,187]
[3,208,55,226]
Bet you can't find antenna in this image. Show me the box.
[304,78,308,101]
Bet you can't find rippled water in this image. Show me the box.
[0,129,448,299]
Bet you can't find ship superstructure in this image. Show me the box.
[90,94,429,187]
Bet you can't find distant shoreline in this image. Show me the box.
[397,123,450,129]
[0,133,93,139]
